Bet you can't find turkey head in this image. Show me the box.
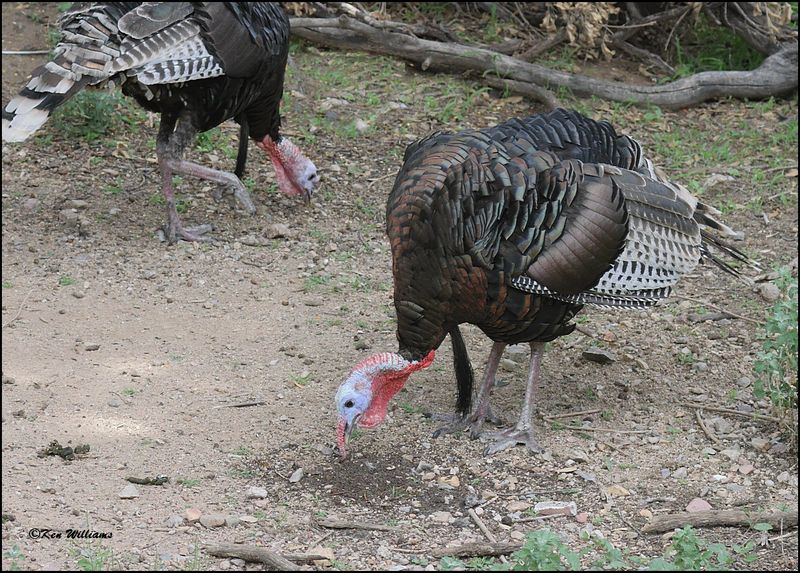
[258,135,318,200]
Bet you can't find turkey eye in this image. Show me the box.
[344,400,354,408]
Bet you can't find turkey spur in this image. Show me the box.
[2,2,318,243]
[335,108,748,459]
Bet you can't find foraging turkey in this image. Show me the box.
[335,108,747,459]
[2,2,318,243]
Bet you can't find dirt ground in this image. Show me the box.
[1,3,798,571]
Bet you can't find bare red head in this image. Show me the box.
[257,135,318,200]
[334,351,435,460]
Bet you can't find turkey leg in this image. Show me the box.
[483,341,546,455]
[157,112,256,243]
[431,341,506,438]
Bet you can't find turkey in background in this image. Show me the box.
[335,108,752,459]
[2,2,318,243]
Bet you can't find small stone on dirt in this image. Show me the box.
[289,468,304,483]
[534,501,577,516]
[506,501,531,512]
[430,511,452,523]
[266,223,291,239]
[165,515,184,528]
[185,508,202,522]
[84,343,100,351]
[200,514,226,528]
[757,283,781,303]
[582,347,616,364]
[603,485,630,498]
[686,498,712,512]
[118,484,139,499]
[246,486,268,499]
[751,437,770,452]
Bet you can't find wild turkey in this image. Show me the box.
[2,2,318,243]
[335,108,747,459]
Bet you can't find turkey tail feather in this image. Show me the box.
[449,326,474,415]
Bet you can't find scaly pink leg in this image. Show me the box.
[156,113,254,244]
[483,342,546,455]
[432,342,506,438]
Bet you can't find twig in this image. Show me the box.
[307,531,334,550]
[431,542,523,559]
[681,402,781,423]
[543,408,600,421]
[2,49,50,55]
[316,517,398,532]
[282,552,334,563]
[213,400,267,409]
[694,409,722,446]
[205,544,309,570]
[642,509,798,534]
[468,508,496,542]
[574,324,597,338]
[664,6,694,52]
[670,295,763,326]
[514,513,567,523]
[562,425,651,435]
[2,290,34,329]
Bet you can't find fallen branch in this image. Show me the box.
[543,408,601,421]
[431,541,523,558]
[694,409,722,446]
[468,508,496,543]
[681,402,781,423]
[290,15,798,109]
[205,544,308,571]
[2,290,34,329]
[671,295,763,325]
[316,517,398,532]
[562,425,652,434]
[642,509,798,534]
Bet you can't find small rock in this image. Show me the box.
[685,498,712,512]
[750,438,770,452]
[200,514,226,528]
[437,475,460,489]
[84,343,101,351]
[776,471,790,483]
[288,468,304,483]
[582,347,616,364]
[603,485,630,498]
[506,501,531,512]
[639,509,653,519]
[500,358,519,372]
[757,283,781,303]
[354,119,369,133]
[118,484,139,499]
[568,449,589,463]
[266,223,291,239]
[224,515,240,527]
[185,508,202,522]
[107,398,123,408]
[430,511,452,523]
[575,512,589,523]
[673,467,688,479]
[246,486,269,499]
[165,515,184,528]
[533,501,577,516]
[720,448,741,462]
[738,464,755,475]
[67,199,88,210]
[702,173,736,189]
[22,198,39,211]
[311,546,335,566]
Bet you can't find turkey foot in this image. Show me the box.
[430,405,504,438]
[166,159,256,215]
[164,217,215,243]
[482,427,542,455]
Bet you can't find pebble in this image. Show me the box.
[720,448,741,461]
[84,343,101,351]
[576,512,589,523]
[165,515,184,528]
[437,475,460,489]
[738,464,755,475]
[534,501,577,516]
[199,514,226,528]
[603,485,630,498]
[500,358,519,372]
[118,484,139,499]
[185,508,202,522]
[581,347,616,364]
[506,501,531,512]
[430,511,452,523]
[673,467,688,479]
[289,468,304,483]
[22,198,39,211]
[246,486,268,499]
[757,283,781,303]
[750,438,770,452]
[685,498,712,512]
[266,223,291,238]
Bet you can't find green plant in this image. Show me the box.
[2,281,13,289]
[650,525,735,570]
[753,268,798,429]
[59,275,77,286]
[177,477,201,488]
[75,546,114,571]
[4,545,25,570]
[51,90,142,142]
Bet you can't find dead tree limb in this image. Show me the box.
[431,541,524,558]
[205,544,309,571]
[290,15,798,109]
[642,509,798,534]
